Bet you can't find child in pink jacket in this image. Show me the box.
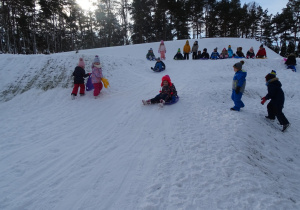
[158,40,166,60]
[91,55,103,98]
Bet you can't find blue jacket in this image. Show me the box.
[232,70,247,93]
[210,51,220,59]
[265,78,285,107]
[154,61,165,70]
[228,48,233,57]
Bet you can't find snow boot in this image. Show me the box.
[71,94,76,100]
[159,99,165,107]
[142,100,151,105]
[282,124,290,132]
[265,116,275,121]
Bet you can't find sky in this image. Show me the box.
[240,0,289,15]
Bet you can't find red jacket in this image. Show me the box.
[256,48,266,57]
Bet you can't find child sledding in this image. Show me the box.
[142,75,178,107]
[146,48,156,61]
[284,53,297,72]
[173,48,184,60]
[151,57,166,72]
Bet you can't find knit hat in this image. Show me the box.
[177,48,181,53]
[156,57,161,61]
[260,44,263,48]
[228,45,231,48]
[93,55,100,63]
[186,40,189,44]
[161,40,164,44]
[233,61,244,70]
[150,48,153,51]
[78,58,85,68]
[161,75,172,87]
[203,48,207,52]
[214,47,217,51]
[265,70,276,81]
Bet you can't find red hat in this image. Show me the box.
[161,75,172,87]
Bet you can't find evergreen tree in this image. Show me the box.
[280,41,287,57]
[287,41,295,55]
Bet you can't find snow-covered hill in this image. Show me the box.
[0,38,299,210]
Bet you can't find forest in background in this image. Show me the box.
[0,0,299,56]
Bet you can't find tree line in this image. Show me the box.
[0,0,299,56]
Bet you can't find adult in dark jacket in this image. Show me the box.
[261,70,290,132]
[201,48,209,59]
[71,58,90,99]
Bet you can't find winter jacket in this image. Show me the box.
[246,51,255,58]
[236,51,245,57]
[160,83,177,102]
[265,78,285,107]
[228,48,233,57]
[154,61,166,70]
[201,52,209,59]
[91,65,103,83]
[210,51,220,59]
[183,42,191,53]
[285,55,296,66]
[232,70,247,93]
[192,44,199,53]
[146,51,155,59]
[174,52,184,60]
[73,66,89,84]
[256,48,266,58]
[158,44,166,53]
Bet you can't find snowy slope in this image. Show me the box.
[0,38,300,210]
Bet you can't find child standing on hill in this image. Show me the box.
[71,58,90,100]
[91,55,103,98]
[142,75,177,107]
[192,41,199,59]
[183,40,191,60]
[261,70,290,132]
[231,61,247,111]
[158,40,166,60]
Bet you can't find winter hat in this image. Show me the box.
[233,60,244,70]
[265,70,276,81]
[93,55,100,63]
[228,45,231,48]
[250,47,254,51]
[203,48,207,52]
[161,40,164,44]
[214,47,217,51]
[186,40,189,44]
[156,57,161,61]
[177,48,181,53]
[78,58,85,68]
[161,75,172,87]
[260,44,263,48]
[150,48,153,51]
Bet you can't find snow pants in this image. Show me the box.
[192,52,197,59]
[231,90,244,111]
[160,51,166,60]
[184,53,189,60]
[150,93,168,104]
[72,83,85,95]
[267,102,289,125]
[93,82,103,97]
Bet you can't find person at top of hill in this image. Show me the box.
[91,55,104,98]
[284,53,297,72]
[210,47,220,59]
[235,47,245,58]
[256,44,267,58]
[230,60,247,111]
[142,75,177,106]
[196,50,202,59]
[192,41,199,60]
[246,47,255,59]
[174,48,184,60]
[201,48,209,59]
[71,58,90,99]
[151,57,166,72]
[228,45,233,57]
[220,48,229,59]
[146,48,156,61]
[261,70,290,132]
[183,40,191,60]
[158,40,166,60]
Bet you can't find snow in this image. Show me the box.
[0,38,299,210]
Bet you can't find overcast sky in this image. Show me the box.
[240,0,289,15]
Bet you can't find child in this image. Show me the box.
[196,50,202,59]
[201,48,209,59]
[228,45,233,58]
[246,47,255,59]
[256,44,267,58]
[220,48,228,59]
[146,48,156,60]
[235,47,245,58]
[192,41,199,59]
[142,75,177,106]
[151,57,166,72]
[231,60,247,111]
[210,48,220,59]
[158,40,166,60]
[91,55,103,98]
[284,53,297,72]
[71,58,90,100]
[183,40,191,60]
[174,48,184,60]
[261,70,290,132]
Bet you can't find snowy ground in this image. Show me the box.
[0,38,300,210]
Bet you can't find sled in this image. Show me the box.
[287,65,297,72]
[86,75,94,91]
[151,67,166,72]
[165,96,179,105]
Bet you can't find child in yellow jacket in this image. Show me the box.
[183,40,191,60]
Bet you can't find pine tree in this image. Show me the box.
[287,41,295,55]
[280,41,287,57]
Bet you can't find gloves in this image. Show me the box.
[261,97,267,105]
[235,86,240,94]
[89,73,91,76]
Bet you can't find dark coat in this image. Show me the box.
[201,52,209,59]
[174,53,184,60]
[285,55,296,66]
[236,51,245,57]
[73,66,89,84]
[265,78,285,107]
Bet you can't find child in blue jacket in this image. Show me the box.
[231,61,247,111]
[151,57,166,72]
[210,48,220,59]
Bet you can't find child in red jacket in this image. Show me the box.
[256,44,267,58]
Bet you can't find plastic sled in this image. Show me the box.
[152,68,165,72]
[287,65,297,72]
[86,75,94,91]
[165,96,179,105]
[234,56,244,59]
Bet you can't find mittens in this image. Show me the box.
[261,97,267,105]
